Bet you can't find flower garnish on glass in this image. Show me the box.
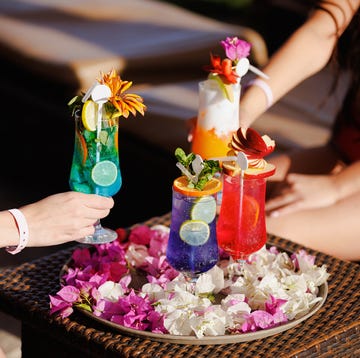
[68,69,146,244]
[204,36,252,101]
[166,148,222,283]
[191,36,269,160]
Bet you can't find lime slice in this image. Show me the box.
[191,196,216,223]
[82,100,97,131]
[179,220,210,246]
[91,160,118,187]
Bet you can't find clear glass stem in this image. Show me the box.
[94,219,102,232]
[77,219,118,244]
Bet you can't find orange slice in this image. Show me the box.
[243,195,260,227]
[173,176,222,197]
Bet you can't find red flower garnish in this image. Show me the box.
[204,53,239,84]
[231,127,275,160]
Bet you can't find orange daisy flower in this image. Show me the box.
[99,69,146,119]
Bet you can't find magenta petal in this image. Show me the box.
[57,286,80,303]
[252,310,275,329]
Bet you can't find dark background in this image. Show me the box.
[0,0,306,264]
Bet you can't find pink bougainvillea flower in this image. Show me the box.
[49,295,74,318]
[241,311,274,332]
[144,255,179,286]
[291,250,316,271]
[148,228,169,258]
[115,227,128,242]
[72,247,92,267]
[109,289,156,331]
[220,37,251,62]
[129,225,153,245]
[148,310,167,333]
[126,243,149,268]
[50,225,327,337]
[49,285,81,318]
[265,295,287,315]
[56,285,81,303]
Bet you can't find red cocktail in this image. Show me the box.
[217,172,273,261]
[216,127,276,262]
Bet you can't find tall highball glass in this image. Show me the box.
[69,110,122,244]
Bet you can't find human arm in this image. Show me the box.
[0,192,114,249]
[266,160,360,216]
[240,0,360,128]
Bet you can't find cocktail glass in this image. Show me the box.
[191,79,240,160]
[217,169,274,264]
[69,109,122,244]
[166,176,222,282]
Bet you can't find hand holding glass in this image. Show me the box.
[69,85,121,244]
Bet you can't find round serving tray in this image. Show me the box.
[78,282,327,345]
[60,251,328,345]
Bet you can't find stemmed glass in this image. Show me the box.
[69,85,122,244]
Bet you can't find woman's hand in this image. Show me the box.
[266,173,338,217]
[21,192,114,246]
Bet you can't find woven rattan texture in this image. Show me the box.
[0,213,359,357]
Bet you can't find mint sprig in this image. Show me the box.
[174,148,221,190]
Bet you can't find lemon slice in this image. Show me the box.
[82,100,97,131]
[91,160,118,187]
[179,220,210,246]
[190,196,216,223]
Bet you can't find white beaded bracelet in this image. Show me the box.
[247,79,274,109]
[6,209,29,255]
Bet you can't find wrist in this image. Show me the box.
[246,79,274,109]
[6,209,29,255]
[238,106,253,129]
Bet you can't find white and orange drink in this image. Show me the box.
[191,79,240,159]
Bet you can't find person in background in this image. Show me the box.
[239,0,360,261]
[0,191,113,252]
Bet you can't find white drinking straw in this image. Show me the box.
[176,162,197,183]
[249,64,270,80]
[209,153,248,169]
[82,81,98,103]
[237,152,248,264]
[209,156,237,162]
[235,58,269,80]
[91,84,111,162]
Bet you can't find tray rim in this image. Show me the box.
[59,243,328,345]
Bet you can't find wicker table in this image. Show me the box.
[0,213,359,357]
